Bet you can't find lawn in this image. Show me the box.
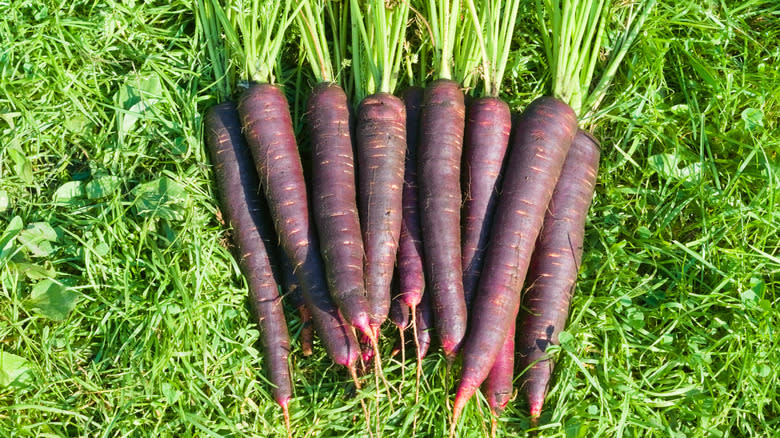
[1,0,778,437]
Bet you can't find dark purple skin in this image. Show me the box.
[307,83,372,337]
[397,86,426,310]
[238,83,359,368]
[204,101,292,417]
[417,79,467,361]
[461,96,512,309]
[518,129,600,418]
[482,323,516,418]
[453,96,578,421]
[355,93,407,331]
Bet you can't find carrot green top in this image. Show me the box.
[350,0,410,101]
[297,0,350,88]
[539,0,656,117]
[216,0,300,85]
[461,0,522,97]
[421,0,462,81]
[197,0,232,101]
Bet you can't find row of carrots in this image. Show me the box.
[203,78,599,431]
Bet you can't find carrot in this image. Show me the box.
[461,97,511,308]
[204,101,292,424]
[452,96,578,423]
[356,92,407,331]
[238,84,359,370]
[307,82,373,337]
[518,129,600,418]
[418,79,467,361]
[482,323,515,434]
[396,86,426,311]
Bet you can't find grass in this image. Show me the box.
[0,0,778,436]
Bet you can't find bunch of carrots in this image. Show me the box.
[197,0,655,433]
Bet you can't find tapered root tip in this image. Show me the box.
[280,401,291,435]
[528,393,544,419]
[451,385,473,437]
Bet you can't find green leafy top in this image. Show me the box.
[351,0,411,101]
[220,0,300,85]
[538,0,656,117]
[462,0,522,96]
[422,0,462,81]
[296,0,350,88]
[197,0,232,101]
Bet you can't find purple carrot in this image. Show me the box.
[518,129,600,418]
[417,79,467,361]
[355,92,407,332]
[397,86,426,310]
[461,97,512,308]
[453,96,578,423]
[307,82,373,337]
[204,101,292,424]
[238,83,359,371]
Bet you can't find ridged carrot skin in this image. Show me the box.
[356,92,407,330]
[482,323,515,417]
[461,96,512,308]
[204,101,292,419]
[307,83,372,337]
[518,129,600,418]
[417,79,467,361]
[238,83,359,368]
[397,86,426,309]
[453,96,578,420]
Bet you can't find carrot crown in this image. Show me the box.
[538,0,656,117]
[350,0,410,100]
[219,0,300,85]
[461,0,522,97]
[297,0,350,89]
